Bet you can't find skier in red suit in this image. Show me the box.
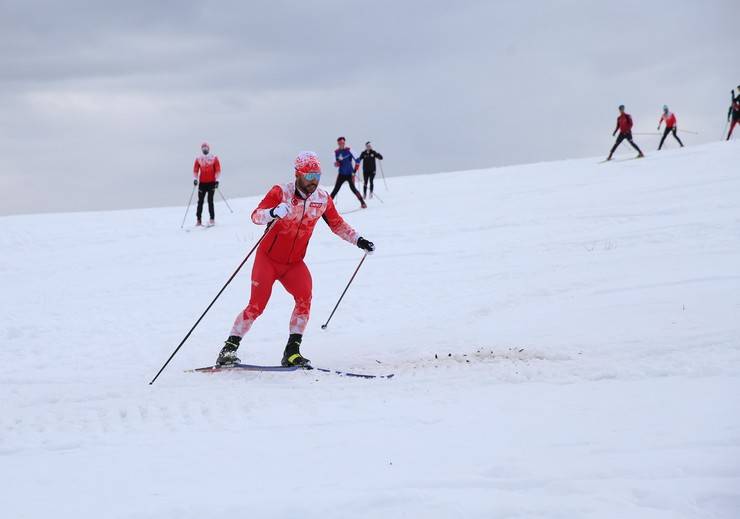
[216,151,376,367]
[606,105,644,161]
[657,105,683,150]
[193,142,222,226]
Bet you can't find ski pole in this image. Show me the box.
[678,129,699,135]
[180,185,197,228]
[632,132,662,136]
[321,252,368,330]
[149,227,272,384]
[378,161,388,191]
[217,188,234,214]
[372,191,385,204]
[721,120,729,140]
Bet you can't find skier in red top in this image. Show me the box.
[215,151,376,367]
[606,105,644,161]
[657,105,684,150]
[193,142,222,226]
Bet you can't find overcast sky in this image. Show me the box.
[1,0,737,215]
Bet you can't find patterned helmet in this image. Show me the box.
[294,151,322,175]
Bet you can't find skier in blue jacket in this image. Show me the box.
[330,136,367,209]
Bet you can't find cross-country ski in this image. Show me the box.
[189,363,394,379]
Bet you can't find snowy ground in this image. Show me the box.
[2,142,739,518]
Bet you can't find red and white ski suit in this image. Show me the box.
[230,182,359,337]
[193,155,221,183]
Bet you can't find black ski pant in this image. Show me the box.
[609,131,643,157]
[362,170,376,197]
[330,175,364,202]
[658,127,683,149]
[197,182,216,220]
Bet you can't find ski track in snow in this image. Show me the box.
[1,142,740,518]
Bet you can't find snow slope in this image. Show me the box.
[2,142,739,518]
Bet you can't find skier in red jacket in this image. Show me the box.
[606,105,644,161]
[216,151,375,367]
[657,105,684,150]
[193,142,222,226]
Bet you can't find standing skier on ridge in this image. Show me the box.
[330,136,367,208]
[657,105,684,150]
[193,142,221,226]
[215,151,376,367]
[357,141,384,199]
[727,85,740,141]
[606,105,645,161]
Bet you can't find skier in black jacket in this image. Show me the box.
[727,85,740,141]
[357,142,384,199]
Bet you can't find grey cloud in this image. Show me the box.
[0,0,738,215]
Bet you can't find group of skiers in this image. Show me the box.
[606,85,740,161]
[606,104,683,161]
[183,85,740,370]
[191,137,383,227]
[330,137,384,208]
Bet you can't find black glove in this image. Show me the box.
[612,131,616,137]
[357,237,375,253]
[215,181,219,188]
[193,179,198,186]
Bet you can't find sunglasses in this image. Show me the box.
[302,172,321,181]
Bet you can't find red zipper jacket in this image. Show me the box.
[193,155,221,183]
[252,182,358,264]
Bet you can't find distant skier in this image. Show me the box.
[606,105,644,161]
[657,105,684,150]
[215,151,375,367]
[357,141,384,199]
[330,137,366,209]
[193,142,221,226]
[727,85,740,141]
